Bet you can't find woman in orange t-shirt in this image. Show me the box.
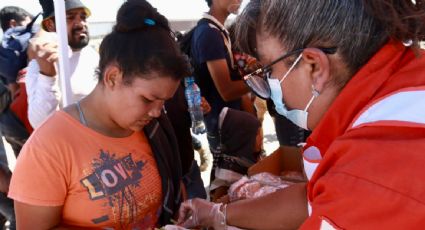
[8,0,190,229]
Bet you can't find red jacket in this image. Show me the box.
[301,41,425,229]
[9,71,33,134]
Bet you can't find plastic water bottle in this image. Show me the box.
[184,76,206,134]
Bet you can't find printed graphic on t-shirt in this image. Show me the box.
[80,150,159,229]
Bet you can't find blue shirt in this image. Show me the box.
[190,19,241,135]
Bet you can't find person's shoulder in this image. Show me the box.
[193,24,223,47]
[194,19,221,35]
[29,111,78,143]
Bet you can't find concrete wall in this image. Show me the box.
[88,19,198,39]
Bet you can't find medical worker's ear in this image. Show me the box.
[301,48,331,93]
[103,65,123,89]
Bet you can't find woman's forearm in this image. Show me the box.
[227,182,309,230]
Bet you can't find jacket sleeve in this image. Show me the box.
[144,112,183,226]
[25,60,60,129]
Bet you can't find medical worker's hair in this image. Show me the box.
[235,0,425,84]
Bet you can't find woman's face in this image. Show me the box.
[256,33,313,110]
[255,31,339,130]
[106,71,179,132]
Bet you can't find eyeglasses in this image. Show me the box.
[243,47,337,99]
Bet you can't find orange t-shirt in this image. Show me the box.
[9,111,162,229]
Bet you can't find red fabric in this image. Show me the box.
[301,41,425,229]
[9,73,33,134]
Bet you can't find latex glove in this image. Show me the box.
[177,198,226,230]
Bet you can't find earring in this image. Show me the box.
[312,86,320,97]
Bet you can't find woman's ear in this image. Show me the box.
[102,65,123,90]
[301,48,331,93]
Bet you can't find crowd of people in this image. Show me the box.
[0,0,423,229]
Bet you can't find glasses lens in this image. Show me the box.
[244,73,270,99]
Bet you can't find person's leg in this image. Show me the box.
[206,130,221,180]
[0,141,9,230]
[182,160,207,199]
[192,135,202,150]
[0,109,29,157]
[0,193,15,230]
[0,111,24,230]
[0,162,14,230]
[0,134,8,166]
[192,135,209,172]
[204,112,224,198]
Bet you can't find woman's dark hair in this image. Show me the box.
[235,0,425,83]
[205,0,212,7]
[97,0,190,83]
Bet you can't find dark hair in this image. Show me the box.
[236,0,425,83]
[227,21,236,43]
[97,0,190,84]
[0,6,32,32]
[205,0,212,7]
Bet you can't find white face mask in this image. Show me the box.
[267,54,318,130]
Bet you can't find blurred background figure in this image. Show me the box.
[188,0,253,198]
[0,6,36,230]
[25,0,99,129]
[209,107,261,201]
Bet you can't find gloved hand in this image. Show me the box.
[177,198,226,230]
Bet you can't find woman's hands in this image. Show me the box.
[177,198,226,230]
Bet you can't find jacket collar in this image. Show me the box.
[305,40,417,155]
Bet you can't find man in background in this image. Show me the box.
[26,0,99,128]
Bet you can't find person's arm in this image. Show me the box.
[226,182,308,230]
[25,31,61,129]
[0,163,11,194]
[178,182,309,230]
[196,27,249,102]
[15,201,99,230]
[25,60,60,129]
[206,59,249,102]
[14,201,63,229]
